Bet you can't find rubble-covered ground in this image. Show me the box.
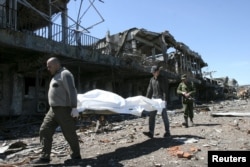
[0,99,250,167]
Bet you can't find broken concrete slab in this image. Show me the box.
[211,112,250,117]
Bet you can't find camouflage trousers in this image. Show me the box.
[183,102,194,119]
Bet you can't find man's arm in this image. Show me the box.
[146,78,153,98]
[177,83,183,95]
[62,70,77,107]
[162,77,168,101]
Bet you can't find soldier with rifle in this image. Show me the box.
[177,74,196,128]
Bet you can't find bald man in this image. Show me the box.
[33,57,81,164]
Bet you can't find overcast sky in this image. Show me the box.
[66,0,250,85]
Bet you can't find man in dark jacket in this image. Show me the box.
[33,57,81,164]
[143,66,171,138]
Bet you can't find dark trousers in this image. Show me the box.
[148,108,170,134]
[39,107,80,159]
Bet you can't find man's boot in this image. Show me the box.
[190,118,194,127]
[182,117,188,128]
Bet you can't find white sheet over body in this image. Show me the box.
[77,89,165,116]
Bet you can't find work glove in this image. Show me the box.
[71,108,79,118]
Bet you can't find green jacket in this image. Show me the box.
[177,81,196,103]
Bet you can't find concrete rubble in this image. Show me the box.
[0,2,249,166]
[0,98,250,166]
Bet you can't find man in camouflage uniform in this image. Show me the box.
[177,74,196,128]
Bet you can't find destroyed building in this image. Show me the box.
[0,0,236,117]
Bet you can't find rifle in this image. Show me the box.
[182,92,195,101]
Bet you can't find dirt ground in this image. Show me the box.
[0,99,250,167]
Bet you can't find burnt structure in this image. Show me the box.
[0,0,236,116]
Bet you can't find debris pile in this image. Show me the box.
[0,98,250,166]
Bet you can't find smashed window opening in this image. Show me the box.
[24,77,45,98]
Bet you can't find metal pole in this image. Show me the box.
[8,0,12,28]
[48,0,52,40]
[61,2,68,44]
[14,0,17,30]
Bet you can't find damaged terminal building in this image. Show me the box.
[0,0,239,117]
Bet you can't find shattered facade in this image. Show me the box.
[0,0,239,116]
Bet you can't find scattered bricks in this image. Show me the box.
[176,151,192,159]
[167,146,180,152]
[176,151,184,158]
[167,146,180,156]
[190,146,200,153]
[99,139,111,143]
[183,152,192,159]
[168,146,194,159]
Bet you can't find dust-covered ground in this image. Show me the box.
[0,99,250,167]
